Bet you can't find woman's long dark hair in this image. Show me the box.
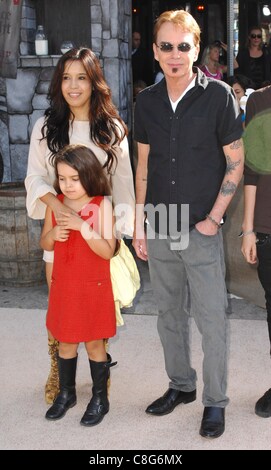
[42,47,127,173]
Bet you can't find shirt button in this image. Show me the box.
[172,137,176,141]
[176,116,179,120]
[172,181,175,185]
[172,158,175,162]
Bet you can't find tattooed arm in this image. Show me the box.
[196,138,244,235]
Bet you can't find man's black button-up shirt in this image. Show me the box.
[134,67,243,233]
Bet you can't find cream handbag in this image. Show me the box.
[110,240,141,326]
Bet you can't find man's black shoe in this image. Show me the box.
[145,388,196,416]
[255,388,271,418]
[199,406,225,438]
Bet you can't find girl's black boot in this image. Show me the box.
[45,356,77,420]
[80,353,117,426]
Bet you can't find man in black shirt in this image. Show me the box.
[133,10,244,438]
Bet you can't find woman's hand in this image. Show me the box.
[57,212,83,232]
[53,201,77,225]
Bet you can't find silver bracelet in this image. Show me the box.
[206,213,221,229]
[238,230,255,238]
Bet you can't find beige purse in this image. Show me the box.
[110,240,140,326]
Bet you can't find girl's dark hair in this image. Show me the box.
[227,74,255,91]
[54,144,111,197]
[43,47,127,173]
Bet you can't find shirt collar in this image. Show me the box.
[194,66,209,89]
[149,66,208,96]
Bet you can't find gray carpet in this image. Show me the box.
[0,257,266,321]
[1,308,271,450]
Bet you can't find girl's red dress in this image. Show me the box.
[46,195,116,343]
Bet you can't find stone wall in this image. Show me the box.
[0,0,132,183]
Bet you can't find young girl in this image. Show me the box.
[41,144,117,426]
[25,47,135,404]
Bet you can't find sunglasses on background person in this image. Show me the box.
[156,42,194,53]
[250,34,262,39]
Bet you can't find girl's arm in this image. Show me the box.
[40,206,70,251]
[60,198,116,260]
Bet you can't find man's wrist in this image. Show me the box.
[206,213,221,229]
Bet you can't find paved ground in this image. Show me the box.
[2,309,271,450]
[0,254,267,321]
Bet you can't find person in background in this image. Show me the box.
[154,63,165,84]
[25,47,135,406]
[236,26,271,90]
[241,85,271,419]
[154,70,164,83]
[132,80,147,173]
[132,31,153,86]
[133,9,244,439]
[227,74,255,125]
[200,41,238,80]
[262,80,271,87]
[133,79,147,101]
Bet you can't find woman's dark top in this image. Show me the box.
[236,47,271,89]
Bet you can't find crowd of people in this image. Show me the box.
[24,9,271,438]
[132,24,271,106]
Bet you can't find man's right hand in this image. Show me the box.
[133,236,148,261]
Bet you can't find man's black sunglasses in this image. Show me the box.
[156,42,194,53]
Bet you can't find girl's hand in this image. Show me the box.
[52,225,70,242]
[220,42,228,51]
[58,212,83,232]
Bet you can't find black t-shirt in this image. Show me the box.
[248,55,265,90]
[236,47,271,89]
[134,67,243,234]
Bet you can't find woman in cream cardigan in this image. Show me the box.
[25,47,135,405]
